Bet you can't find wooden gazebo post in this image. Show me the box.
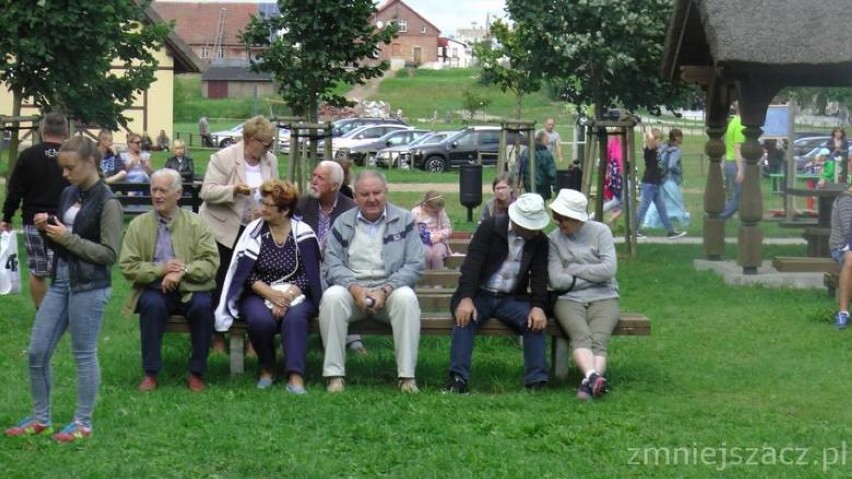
[700,78,729,260]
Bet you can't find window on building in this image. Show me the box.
[201,46,210,59]
[216,47,224,59]
[421,24,427,34]
[398,19,408,32]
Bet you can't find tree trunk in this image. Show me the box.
[5,88,23,181]
[515,91,523,120]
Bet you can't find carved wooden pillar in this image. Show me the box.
[702,79,729,260]
[703,124,726,259]
[737,123,765,274]
[736,80,778,274]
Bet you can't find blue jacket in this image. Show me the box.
[325,203,424,290]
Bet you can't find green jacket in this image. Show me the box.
[821,159,851,184]
[520,144,557,200]
[119,208,220,315]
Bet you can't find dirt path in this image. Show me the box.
[344,72,386,102]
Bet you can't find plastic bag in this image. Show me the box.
[0,231,22,295]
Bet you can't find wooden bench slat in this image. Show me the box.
[772,256,839,273]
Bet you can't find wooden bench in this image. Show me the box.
[772,256,840,273]
[777,220,818,229]
[111,181,202,216]
[166,312,650,378]
[825,272,840,299]
[166,269,651,378]
[802,227,831,258]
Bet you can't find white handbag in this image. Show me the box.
[0,231,23,295]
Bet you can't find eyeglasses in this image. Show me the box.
[129,140,141,145]
[253,137,273,149]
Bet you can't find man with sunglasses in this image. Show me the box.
[444,193,551,393]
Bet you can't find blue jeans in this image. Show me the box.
[635,183,674,233]
[449,293,548,385]
[721,161,741,219]
[137,289,213,376]
[28,261,110,429]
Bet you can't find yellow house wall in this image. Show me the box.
[0,46,176,149]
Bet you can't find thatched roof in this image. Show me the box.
[662,0,852,86]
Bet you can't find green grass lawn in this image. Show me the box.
[1,242,849,477]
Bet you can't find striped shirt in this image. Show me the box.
[830,192,852,251]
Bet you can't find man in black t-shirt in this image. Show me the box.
[1,113,69,308]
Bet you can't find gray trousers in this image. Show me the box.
[319,285,421,379]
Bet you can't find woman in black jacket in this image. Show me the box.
[5,136,122,443]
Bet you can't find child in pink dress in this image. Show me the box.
[411,191,452,269]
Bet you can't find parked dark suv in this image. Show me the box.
[331,117,408,138]
[410,126,525,172]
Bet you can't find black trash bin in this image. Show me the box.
[556,162,582,192]
[459,164,483,222]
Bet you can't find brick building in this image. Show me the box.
[373,0,440,67]
[153,1,273,62]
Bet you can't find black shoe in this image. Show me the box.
[525,380,547,391]
[588,373,610,397]
[667,231,686,239]
[442,375,469,394]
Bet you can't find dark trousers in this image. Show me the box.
[212,226,245,309]
[137,289,213,376]
[239,293,316,376]
[449,293,548,385]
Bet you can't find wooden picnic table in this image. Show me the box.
[786,184,845,228]
[785,184,846,257]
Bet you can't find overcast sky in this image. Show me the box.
[400,0,507,36]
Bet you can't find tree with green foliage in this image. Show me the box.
[506,0,687,120]
[0,0,170,173]
[473,21,541,120]
[461,88,493,123]
[240,0,397,123]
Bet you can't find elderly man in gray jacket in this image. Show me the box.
[320,171,424,393]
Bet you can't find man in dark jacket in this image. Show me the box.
[1,113,69,308]
[295,160,366,354]
[518,130,557,200]
[444,193,551,393]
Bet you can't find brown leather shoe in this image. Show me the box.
[398,378,419,394]
[187,373,205,392]
[211,333,227,355]
[137,375,158,392]
[326,377,345,393]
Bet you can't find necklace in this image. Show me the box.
[268,220,291,246]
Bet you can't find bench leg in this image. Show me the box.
[229,332,245,376]
[551,336,570,380]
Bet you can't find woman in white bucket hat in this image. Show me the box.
[548,189,619,401]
